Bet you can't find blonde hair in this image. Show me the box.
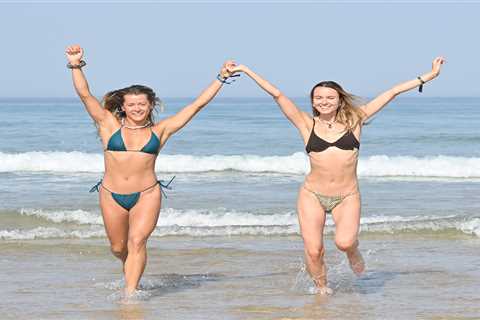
[310,81,366,130]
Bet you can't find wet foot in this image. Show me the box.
[312,274,333,295]
[310,286,333,295]
[119,288,151,304]
[124,287,136,297]
[347,248,365,275]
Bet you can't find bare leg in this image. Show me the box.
[124,185,161,295]
[297,187,332,294]
[331,193,365,275]
[99,188,129,272]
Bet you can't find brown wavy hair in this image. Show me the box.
[101,85,162,123]
[310,81,366,130]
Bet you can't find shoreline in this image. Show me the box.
[1,235,479,319]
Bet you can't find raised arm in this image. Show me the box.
[65,45,108,123]
[159,61,233,140]
[228,64,311,133]
[360,56,445,121]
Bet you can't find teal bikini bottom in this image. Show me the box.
[90,176,175,211]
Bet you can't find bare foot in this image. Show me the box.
[124,286,137,297]
[120,288,150,304]
[311,286,333,295]
[312,274,333,295]
[347,248,365,275]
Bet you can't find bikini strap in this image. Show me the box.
[89,180,103,193]
[89,176,176,197]
[158,175,175,198]
[307,118,315,136]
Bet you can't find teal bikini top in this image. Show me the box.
[106,127,160,155]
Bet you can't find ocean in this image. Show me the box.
[1,97,479,319]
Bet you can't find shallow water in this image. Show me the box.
[1,235,479,320]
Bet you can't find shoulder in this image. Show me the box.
[350,122,362,140]
[302,111,313,120]
[96,116,121,143]
[302,112,314,128]
[357,104,368,114]
[151,118,168,135]
[98,112,120,132]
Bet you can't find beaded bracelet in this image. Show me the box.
[216,73,240,85]
[67,60,87,69]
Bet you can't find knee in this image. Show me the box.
[304,245,325,262]
[127,234,147,252]
[335,237,357,252]
[110,242,127,258]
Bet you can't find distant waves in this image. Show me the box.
[1,151,480,178]
[1,208,478,239]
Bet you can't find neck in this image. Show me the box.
[317,112,336,123]
[122,118,151,129]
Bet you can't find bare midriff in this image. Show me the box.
[102,151,158,193]
[304,148,359,196]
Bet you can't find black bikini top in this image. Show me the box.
[305,119,360,153]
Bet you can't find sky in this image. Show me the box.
[0,1,479,98]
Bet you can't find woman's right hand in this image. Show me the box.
[431,56,445,78]
[65,45,84,64]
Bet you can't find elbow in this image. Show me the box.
[75,87,92,100]
[190,102,205,112]
[387,88,399,99]
[272,91,284,100]
[78,92,92,100]
[77,91,93,101]
[74,84,92,100]
[191,96,211,110]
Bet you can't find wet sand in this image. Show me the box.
[1,234,479,320]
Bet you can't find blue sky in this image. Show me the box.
[0,1,478,98]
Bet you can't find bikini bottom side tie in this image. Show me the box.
[89,176,176,211]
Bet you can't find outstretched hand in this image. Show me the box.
[219,60,238,79]
[65,45,84,64]
[226,62,246,75]
[431,56,445,77]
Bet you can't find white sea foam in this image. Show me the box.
[2,208,478,240]
[20,208,103,225]
[459,217,480,237]
[0,151,104,173]
[1,151,480,178]
[157,208,298,227]
[19,208,298,227]
[0,226,104,240]
[359,155,480,178]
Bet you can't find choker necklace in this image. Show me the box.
[121,118,152,129]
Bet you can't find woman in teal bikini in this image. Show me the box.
[66,45,234,295]
[228,57,445,294]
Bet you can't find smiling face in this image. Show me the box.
[311,86,340,116]
[122,94,152,123]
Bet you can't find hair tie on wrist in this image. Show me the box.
[67,60,86,69]
[417,76,425,93]
[217,73,240,85]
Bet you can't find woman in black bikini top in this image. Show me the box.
[228,57,445,294]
